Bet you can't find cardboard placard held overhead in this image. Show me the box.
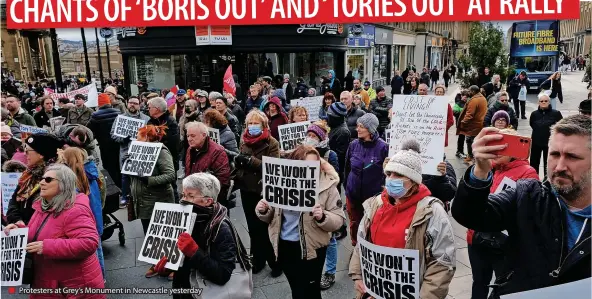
[290,96,323,122]
[278,121,309,151]
[388,95,449,176]
[208,127,220,144]
[262,156,320,212]
[1,228,29,286]
[137,203,196,271]
[121,141,163,176]
[112,115,148,139]
[358,237,420,299]
[1,173,22,216]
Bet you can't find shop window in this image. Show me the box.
[347,49,366,81]
[393,46,400,72]
[373,45,388,83]
[128,55,183,92]
[315,52,335,87]
[281,53,312,86]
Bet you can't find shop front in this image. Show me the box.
[392,30,416,72]
[346,24,375,82]
[116,25,348,96]
[426,36,444,70]
[372,27,393,88]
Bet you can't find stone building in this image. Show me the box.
[560,2,592,57]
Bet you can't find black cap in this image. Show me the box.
[25,133,65,162]
[579,99,591,114]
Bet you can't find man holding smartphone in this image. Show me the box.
[452,115,591,297]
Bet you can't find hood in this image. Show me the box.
[2,160,27,172]
[381,184,432,212]
[493,159,531,172]
[84,160,99,181]
[319,162,340,192]
[264,96,283,111]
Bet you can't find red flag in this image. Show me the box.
[223,65,236,96]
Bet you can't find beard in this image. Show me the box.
[128,107,138,114]
[550,169,591,200]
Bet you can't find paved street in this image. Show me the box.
[2,70,589,298]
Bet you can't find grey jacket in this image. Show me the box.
[219,125,239,160]
[110,111,150,166]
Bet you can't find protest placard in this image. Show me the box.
[1,173,22,216]
[262,156,319,212]
[112,115,148,139]
[19,125,49,140]
[494,177,517,194]
[358,237,420,299]
[121,141,163,176]
[49,84,99,108]
[278,121,309,151]
[137,203,196,271]
[49,116,66,132]
[290,96,323,122]
[388,95,449,176]
[500,278,592,299]
[208,127,220,144]
[1,228,29,286]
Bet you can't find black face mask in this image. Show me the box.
[180,200,213,222]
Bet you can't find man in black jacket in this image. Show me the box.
[147,97,181,202]
[452,115,591,297]
[326,101,351,194]
[507,71,530,119]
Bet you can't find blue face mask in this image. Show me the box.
[248,125,263,136]
[385,178,408,199]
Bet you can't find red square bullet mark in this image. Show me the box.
[8,287,16,294]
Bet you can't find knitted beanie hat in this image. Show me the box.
[384,150,423,184]
[98,93,111,107]
[357,113,379,134]
[307,123,328,140]
[491,110,510,126]
[327,102,347,117]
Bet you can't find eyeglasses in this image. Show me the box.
[41,177,59,183]
[181,194,211,201]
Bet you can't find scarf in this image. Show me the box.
[242,127,270,147]
[15,162,46,202]
[328,70,336,88]
[191,202,228,248]
[316,138,329,149]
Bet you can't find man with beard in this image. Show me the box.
[351,79,370,108]
[111,96,150,206]
[452,115,591,297]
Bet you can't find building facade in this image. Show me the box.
[560,2,592,57]
[59,42,124,80]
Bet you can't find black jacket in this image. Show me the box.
[293,82,308,99]
[529,107,563,147]
[328,122,351,177]
[345,106,366,139]
[484,103,519,129]
[390,76,404,95]
[430,69,440,81]
[172,219,237,299]
[539,79,564,103]
[88,106,121,154]
[148,111,181,169]
[7,184,40,225]
[33,109,62,128]
[421,161,457,207]
[452,168,591,296]
[507,75,530,100]
[369,96,393,133]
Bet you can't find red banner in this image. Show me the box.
[6,0,579,29]
[223,65,236,97]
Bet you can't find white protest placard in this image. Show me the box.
[19,125,48,135]
[121,141,163,176]
[278,121,309,151]
[262,156,320,212]
[494,177,517,194]
[112,115,147,139]
[501,278,592,299]
[1,173,22,216]
[1,228,29,286]
[358,237,420,299]
[290,96,323,122]
[137,203,196,271]
[208,128,220,144]
[49,116,66,132]
[388,95,449,176]
[49,84,99,108]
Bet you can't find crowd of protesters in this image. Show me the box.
[1,63,591,299]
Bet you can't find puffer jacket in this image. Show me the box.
[457,93,488,137]
[218,125,239,160]
[345,134,389,202]
[84,159,104,236]
[223,109,241,142]
[110,111,150,166]
[484,102,519,129]
[452,167,591,296]
[27,194,105,297]
[67,105,94,126]
[256,164,346,260]
[345,105,366,139]
[369,96,393,134]
[349,193,456,299]
[130,145,176,219]
[185,138,231,206]
[234,135,280,194]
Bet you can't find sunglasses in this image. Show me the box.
[41,176,59,183]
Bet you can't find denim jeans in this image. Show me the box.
[97,240,105,279]
[324,236,337,275]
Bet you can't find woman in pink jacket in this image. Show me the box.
[5,164,105,298]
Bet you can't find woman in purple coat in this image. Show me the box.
[344,113,389,246]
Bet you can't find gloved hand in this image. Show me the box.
[177,232,199,257]
[153,256,168,274]
[234,154,251,167]
[124,136,132,143]
[121,153,131,163]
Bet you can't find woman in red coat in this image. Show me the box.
[5,164,104,298]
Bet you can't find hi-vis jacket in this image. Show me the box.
[256,163,346,260]
[349,194,456,299]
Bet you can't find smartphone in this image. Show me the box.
[486,132,532,160]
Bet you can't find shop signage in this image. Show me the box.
[374,27,394,45]
[195,26,232,46]
[348,24,375,48]
[99,28,113,39]
[116,27,139,38]
[296,24,343,35]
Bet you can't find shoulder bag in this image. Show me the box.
[189,219,253,299]
[22,214,51,285]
